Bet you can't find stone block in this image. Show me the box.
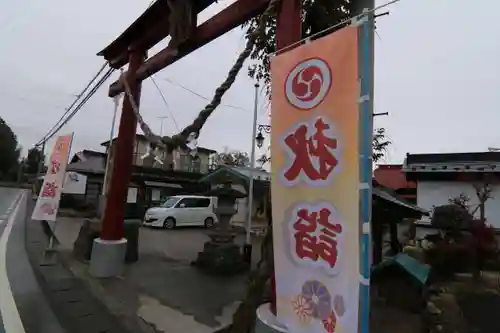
[195,241,248,275]
[72,219,140,263]
[72,219,100,262]
[123,219,140,263]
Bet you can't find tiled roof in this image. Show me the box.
[67,150,106,174]
[406,152,500,164]
[403,152,500,174]
[230,166,271,181]
[374,164,416,190]
[198,165,271,184]
[372,187,427,215]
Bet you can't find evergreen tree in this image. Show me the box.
[0,118,20,180]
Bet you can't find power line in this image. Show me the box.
[150,76,180,132]
[35,68,114,147]
[47,68,114,140]
[36,62,109,145]
[48,68,114,140]
[162,77,251,112]
[35,64,113,147]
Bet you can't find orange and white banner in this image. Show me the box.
[271,26,360,333]
[32,134,74,221]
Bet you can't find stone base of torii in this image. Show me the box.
[256,304,289,333]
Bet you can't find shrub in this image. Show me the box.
[425,220,498,279]
[465,219,498,276]
[431,204,472,231]
[424,241,472,279]
[469,219,497,254]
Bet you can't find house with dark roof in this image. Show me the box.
[65,135,218,217]
[403,151,500,232]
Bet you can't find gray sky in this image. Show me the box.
[1,0,499,164]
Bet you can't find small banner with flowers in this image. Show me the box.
[32,134,74,222]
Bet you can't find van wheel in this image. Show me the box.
[204,217,214,229]
[163,217,176,229]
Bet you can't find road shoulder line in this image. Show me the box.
[0,191,26,333]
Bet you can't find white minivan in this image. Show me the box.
[143,195,217,229]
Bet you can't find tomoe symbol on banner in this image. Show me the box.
[285,58,332,110]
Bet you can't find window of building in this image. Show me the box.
[178,154,190,171]
[189,159,201,173]
[178,154,203,173]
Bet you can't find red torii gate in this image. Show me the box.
[99,0,300,240]
[93,0,301,311]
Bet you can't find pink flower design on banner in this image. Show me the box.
[292,294,313,324]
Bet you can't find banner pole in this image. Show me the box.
[355,6,375,333]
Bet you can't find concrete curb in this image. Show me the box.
[24,204,132,333]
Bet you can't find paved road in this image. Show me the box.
[0,188,20,223]
[0,187,65,333]
[0,187,24,333]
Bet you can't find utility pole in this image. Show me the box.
[100,93,122,218]
[244,83,259,264]
[157,116,169,136]
[17,159,25,184]
[37,141,46,176]
[102,93,121,195]
[33,142,46,195]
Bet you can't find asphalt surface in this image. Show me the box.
[0,187,19,221]
[0,187,64,333]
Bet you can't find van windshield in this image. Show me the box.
[161,197,179,208]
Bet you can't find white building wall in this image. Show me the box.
[417,181,500,229]
[134,139,211,172]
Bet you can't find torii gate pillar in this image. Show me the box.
[89,48,146,278]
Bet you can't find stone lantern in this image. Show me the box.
[195,178,248,274]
